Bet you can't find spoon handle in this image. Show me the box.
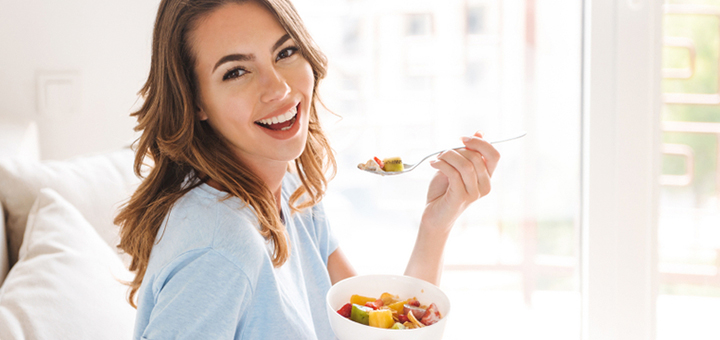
[434,132,527,156]
[413,132,526,169]
[489,132,527,144]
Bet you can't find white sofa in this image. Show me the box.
[0,147,141,339]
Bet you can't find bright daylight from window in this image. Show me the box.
[294,0,582,338]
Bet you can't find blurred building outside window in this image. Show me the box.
[405,13,434,36]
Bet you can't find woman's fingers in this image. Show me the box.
[462,133,501,176]
[429,156,468,199]
[427,131,501,204]
[431,131,499,200]
[456,148,492,197]
[434,149,487,200]
[440,151,478,197]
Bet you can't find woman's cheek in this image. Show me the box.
[295,61,315,94]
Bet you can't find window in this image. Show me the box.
[297,0,582,338]
[295,0,675,338]
[658,2,720,338]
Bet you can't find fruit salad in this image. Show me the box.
[357,157,404,172]
[335,293,442,330]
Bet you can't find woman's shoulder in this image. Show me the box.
[163,184,252,236]
[171,182,243,213]
[147,184,270,278]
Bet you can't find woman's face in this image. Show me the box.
[190,1,314,172]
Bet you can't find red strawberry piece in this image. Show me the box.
[420,303,441,326]
[337,303,352,318]
[364,299,383,310]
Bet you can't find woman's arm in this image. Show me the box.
[327,131,499,287]
[405,131,500,285]
[327,247,357,285]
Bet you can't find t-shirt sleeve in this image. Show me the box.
[311,201,339,266]
[140,249,253,340]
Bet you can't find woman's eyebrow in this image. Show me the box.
[212,34,292,73]
[213,53,254,73]
[271,34,291,52]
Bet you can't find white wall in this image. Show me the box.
[0,1,160,160]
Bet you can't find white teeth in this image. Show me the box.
[257,105,298,125]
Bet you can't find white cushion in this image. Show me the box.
[0,188,136,340]
[0,201,8,284]
[0,148,138,267]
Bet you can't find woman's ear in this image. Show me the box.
[197,107,208,121]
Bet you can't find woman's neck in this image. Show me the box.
[249,161,286,210]
[204,162,286,211]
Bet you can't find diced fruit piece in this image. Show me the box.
[374,157,384,169]
[390,322,406,330]
[408,298,421,307]
[382,157,404,172]
[364,299,383,310]
[350,294,377,306]
[358,159,381,171]
[350,304,372,325]
[420,303,441,326]
[407,310,425,328]
[337,303,352,318]
[380,292,399,305]
[403,304,427,320]
[397,314,409,323]
[387,300,407,314]
[369,309,395,329]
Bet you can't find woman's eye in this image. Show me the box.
[276,47,299,61]
[223,67,246,81]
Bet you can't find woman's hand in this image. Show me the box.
[422,131,500,234]
[404,131,500,285]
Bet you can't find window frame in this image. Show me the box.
[581,1,661,339]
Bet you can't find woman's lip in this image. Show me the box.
[255,102,300,122]
[254,103,302,139]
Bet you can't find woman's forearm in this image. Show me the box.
[404,222,452,286]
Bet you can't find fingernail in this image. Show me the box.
[461,136,472,143]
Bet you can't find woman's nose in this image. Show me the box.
[259,67,291,103]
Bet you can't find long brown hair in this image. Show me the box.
[115,0,335,308]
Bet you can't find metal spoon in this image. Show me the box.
[359,132,527,176]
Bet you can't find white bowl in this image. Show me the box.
[326,275,450,340]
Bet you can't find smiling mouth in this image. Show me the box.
[255,104,298,131]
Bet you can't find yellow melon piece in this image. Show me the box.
[350,294,376,306]
[380,292,400,305]
[386,300,407,314]
[369,309,395,329]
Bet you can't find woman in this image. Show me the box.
[115,0,500,338]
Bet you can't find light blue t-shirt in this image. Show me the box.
[133,174,339,339]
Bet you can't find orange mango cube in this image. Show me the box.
[368,309,394,329]
[350,294,377,306]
